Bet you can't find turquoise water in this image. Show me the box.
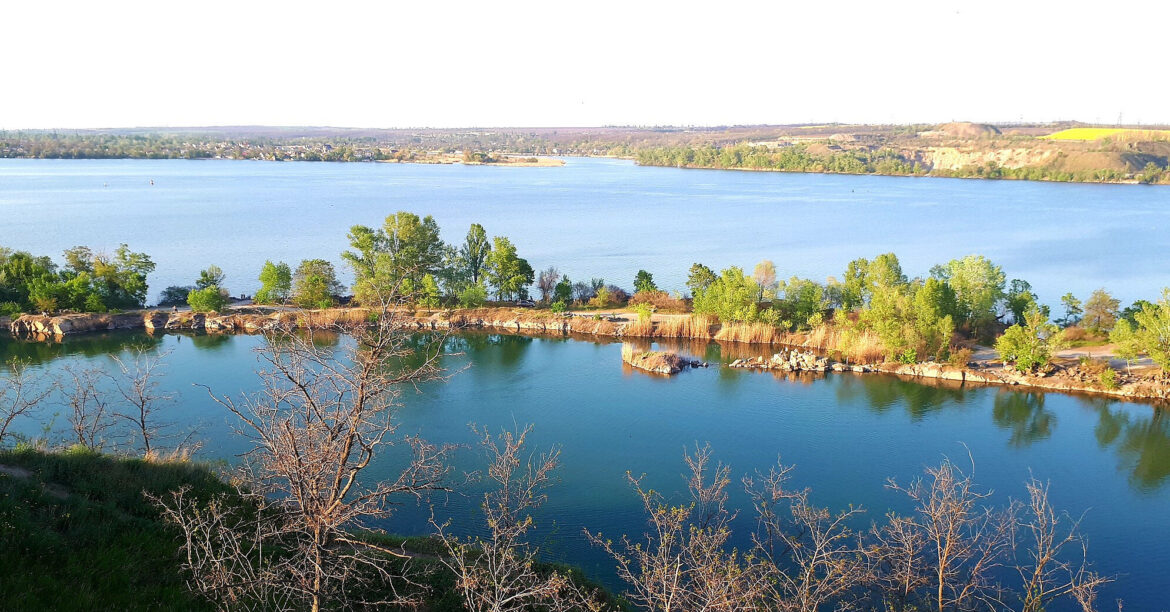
[3,331,1168,609]
[1,157,1167,306]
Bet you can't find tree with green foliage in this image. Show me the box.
[1005,279,1038,324]
[187,287,228,313]
[254,261,291,305]
[458,282,488,308]
[868,253,907,292]
[995,307,1061,373]
[1059,293,1083,327]
[158,286,195,307]
[1132,290,1170,372]
[553,276,573,305]
[686,263,716,298]
[418,274,441,308]
[934,255,1005,337]
[195,265,225,291]
[1082,289,1120,333]
[1109,319,1142,373]
[342,212,445,305]
[460,223,492,284]
[692,267,761,323]
[484,237,534,300]
[841,257,870,310]
[633,270,657,294]
[292,259,343,309]
[774,277,826,330]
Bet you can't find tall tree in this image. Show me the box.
[1059,292,1083,327]
[460,223,491,284]
[536,267,560,303]
[633,270,657,294]
[255,261,292,305]
[686,263,716,298]
[196,265,225,291]
[752,260,778,301]
[484,237,533,301]
[1082,288,1120,333]
[292,259,343,309]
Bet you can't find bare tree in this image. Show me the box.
[0,358,53,445]
[109,347,175,456]
[434,425,601,611]
[587,444,770,611]
[537,266,560,304]
[744,460,871,611]
[1015,477,1110,612]
[158,297,453,611]
[882,458,1018,612]
[62,365,114,451]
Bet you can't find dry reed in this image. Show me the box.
[714,322,784,345]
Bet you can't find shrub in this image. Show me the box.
[1099,368,1119,390]
[633,303,654,322]
[187,286,229,313]
[157,285,195,307]
[628,290,687,312]
[458,283,488,308]
[550,300,567,314]
[895,348,918,365]
[949,347,974,368]
[0,301,23,317]
[588,287,613,309]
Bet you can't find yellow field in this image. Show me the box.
[1042,128,1170,141]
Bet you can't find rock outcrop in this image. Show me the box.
[621,345,702,375]
[729,349,829,373]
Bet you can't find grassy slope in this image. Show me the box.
[0,447,225,611]
[0,448,626,611]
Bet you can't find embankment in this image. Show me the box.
[8,307,1170,402]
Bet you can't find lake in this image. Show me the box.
[3,158,1170,608]
[1,157,1167,307]
[2,330,1168,609]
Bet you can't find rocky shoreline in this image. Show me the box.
[7,307,1170,403]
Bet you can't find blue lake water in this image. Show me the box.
[3,158,1170,608]
[1,157,1167,307]
[2,330,1168,609]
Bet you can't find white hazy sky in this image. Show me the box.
[3,0,1168,129]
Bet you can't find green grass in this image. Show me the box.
[0,447,626,610]
[0,446,227,611]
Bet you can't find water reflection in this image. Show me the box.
[835,373,970,420]
[1079,396,1170,491]
[992,391,1054,447]
[0,332,165,364]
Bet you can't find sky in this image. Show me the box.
[3,0,1168,129]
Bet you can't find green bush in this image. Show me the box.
[1099,368,1119,390]
[457,283,488,308]
[550,300,567,314]
[187,286,228,313]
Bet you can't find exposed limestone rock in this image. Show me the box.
[621,345,697,375]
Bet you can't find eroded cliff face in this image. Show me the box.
[922,146,1061,171]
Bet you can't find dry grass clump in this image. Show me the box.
[797,325,886,364]
[623,318,656,337]
[714,322,783,345]
[628,290,689,313]
[295,308,370,328]
[655,314,717,339]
